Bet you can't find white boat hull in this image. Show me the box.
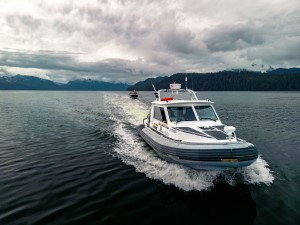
[137,125,258,170]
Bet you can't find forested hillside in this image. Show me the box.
[127,69,300,91]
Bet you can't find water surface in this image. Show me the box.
[0,91,299,225]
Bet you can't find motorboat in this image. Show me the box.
[129,90,138,99]
[137,83,258,170]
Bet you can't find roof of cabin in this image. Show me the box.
[158,89,198,101]
[152,99,214,106]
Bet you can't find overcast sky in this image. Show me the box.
[0,0,299,83]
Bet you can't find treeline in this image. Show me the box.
[127,70,300,91]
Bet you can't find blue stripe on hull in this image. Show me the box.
[137,125,258,170]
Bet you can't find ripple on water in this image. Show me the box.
[2,91,296,225]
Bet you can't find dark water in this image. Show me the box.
[0,91,299,225]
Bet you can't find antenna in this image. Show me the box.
[151,80,158,99]
[185,77,187,89]
[151,80,156,92]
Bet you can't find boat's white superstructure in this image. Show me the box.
[137,83,258,170]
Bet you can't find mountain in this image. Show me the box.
[0,75,129,91]
[127,69,300,91]
[61,79,129,91]
[0,75,60,90]
[127,76,167,91]
[267,68,300,75]
[1,69,299,91]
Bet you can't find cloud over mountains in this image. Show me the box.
[0,0,299,83]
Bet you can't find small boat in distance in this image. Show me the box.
[137,82,258,170]
[129,90,138,99]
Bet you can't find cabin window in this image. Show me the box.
[194,106,218,121]
[167,107,196,122]
[154,107,166,122]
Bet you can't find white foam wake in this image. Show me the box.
[105,93,274,191]
[240,156,275,185]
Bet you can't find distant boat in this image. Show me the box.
[137,82,258,170]
[129,90,138,99]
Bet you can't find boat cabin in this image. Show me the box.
[148,84,221,126]
[144,84,233,142]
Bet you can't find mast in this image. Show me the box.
[185,77,187,89]
[151,80,158,100]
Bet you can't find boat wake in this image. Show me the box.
[105,93,274,191]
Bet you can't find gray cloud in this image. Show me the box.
[204,23,267,52]
[5,14,41,34]
[0,49,170,83]
[0,0,299,83]
[247,37,300,66]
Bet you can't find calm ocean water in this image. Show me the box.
[0,91,299,225]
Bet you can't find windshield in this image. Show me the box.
[194,105,218,121]
[167,106,197,122]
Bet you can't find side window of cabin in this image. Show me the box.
[154,107,166,122]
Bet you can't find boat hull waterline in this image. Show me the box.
[129,90,138,99]
[129,94,138,99]
[138,125,258,170]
